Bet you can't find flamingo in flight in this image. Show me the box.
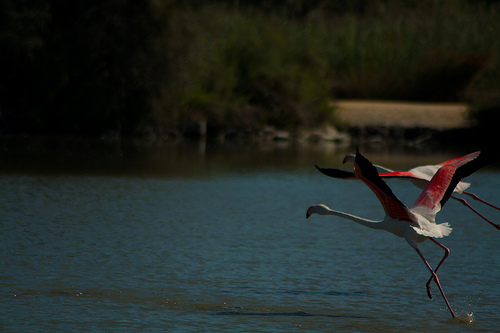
[315,154,500,229]
[306,149,497,318]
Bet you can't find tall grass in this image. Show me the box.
[321,2,498,101]
[150,1,500,136]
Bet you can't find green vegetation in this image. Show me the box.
[152,7,332,137]
[1,0,499,139]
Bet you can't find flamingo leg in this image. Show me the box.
[462,191,500,211]
[451,195,500,230]
[425,238,450,300]
[415,246,456,318]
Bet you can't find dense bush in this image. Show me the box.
[149,1,500,137]
[1,0,499,138]
[150,8,332,136]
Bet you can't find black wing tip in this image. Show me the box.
[352,148,407,208]
[315,165,356,179]
[439,148,499,208]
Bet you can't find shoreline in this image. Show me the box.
[334,100,469,129]
[330,100,473,147]
[0,101,475,148]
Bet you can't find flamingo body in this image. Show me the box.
[306,149,497,318]
[315,152,500,229]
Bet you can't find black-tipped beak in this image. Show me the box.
[343,154,356,164]
[306,206,315,219]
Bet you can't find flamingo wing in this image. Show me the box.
[412,150,497,210]
[436,153,478,167]
[315,167,425,181]
[378,171,425,180]
[315,165,356,179]
[353,150,414,222]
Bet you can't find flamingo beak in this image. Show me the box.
[306,206,315,219]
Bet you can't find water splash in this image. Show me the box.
[449,312,475,324]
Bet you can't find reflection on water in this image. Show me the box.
[0,135,494,177]
[0,136,498,332]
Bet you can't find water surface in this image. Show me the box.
[1,138,499,332]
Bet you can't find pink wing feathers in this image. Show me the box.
[412,151,486,210]
[378,171,423,179]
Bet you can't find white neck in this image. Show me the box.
[318,206,384,230]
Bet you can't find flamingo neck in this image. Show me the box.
[320,208,383,230]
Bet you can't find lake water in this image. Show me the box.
[1,138,499,332]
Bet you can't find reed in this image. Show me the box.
[151,1,500,136]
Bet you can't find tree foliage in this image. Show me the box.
[0,0,163,136]
[0,0,499,138]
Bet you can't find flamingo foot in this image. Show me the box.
[450,312,475,324]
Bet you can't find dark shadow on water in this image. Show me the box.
[220,289,367,297]
[212,290,370,319]
[213,310,370,319]
[212,290,370,318]
[3,135,496,177]
[281,290,366,297]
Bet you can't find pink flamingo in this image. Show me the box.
[315,154,500,229]
[306,149,497,318]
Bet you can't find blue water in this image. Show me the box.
[1,143,499,332]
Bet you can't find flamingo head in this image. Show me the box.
[306,204,330,218]
[342,154,355,164]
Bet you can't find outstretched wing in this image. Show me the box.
[314,166,420,181]
[378,171,425,180]
[412,150,498,210]
[353,149,413,222]
[315,165,356,179]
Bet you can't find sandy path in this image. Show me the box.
[335,100,470,129]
